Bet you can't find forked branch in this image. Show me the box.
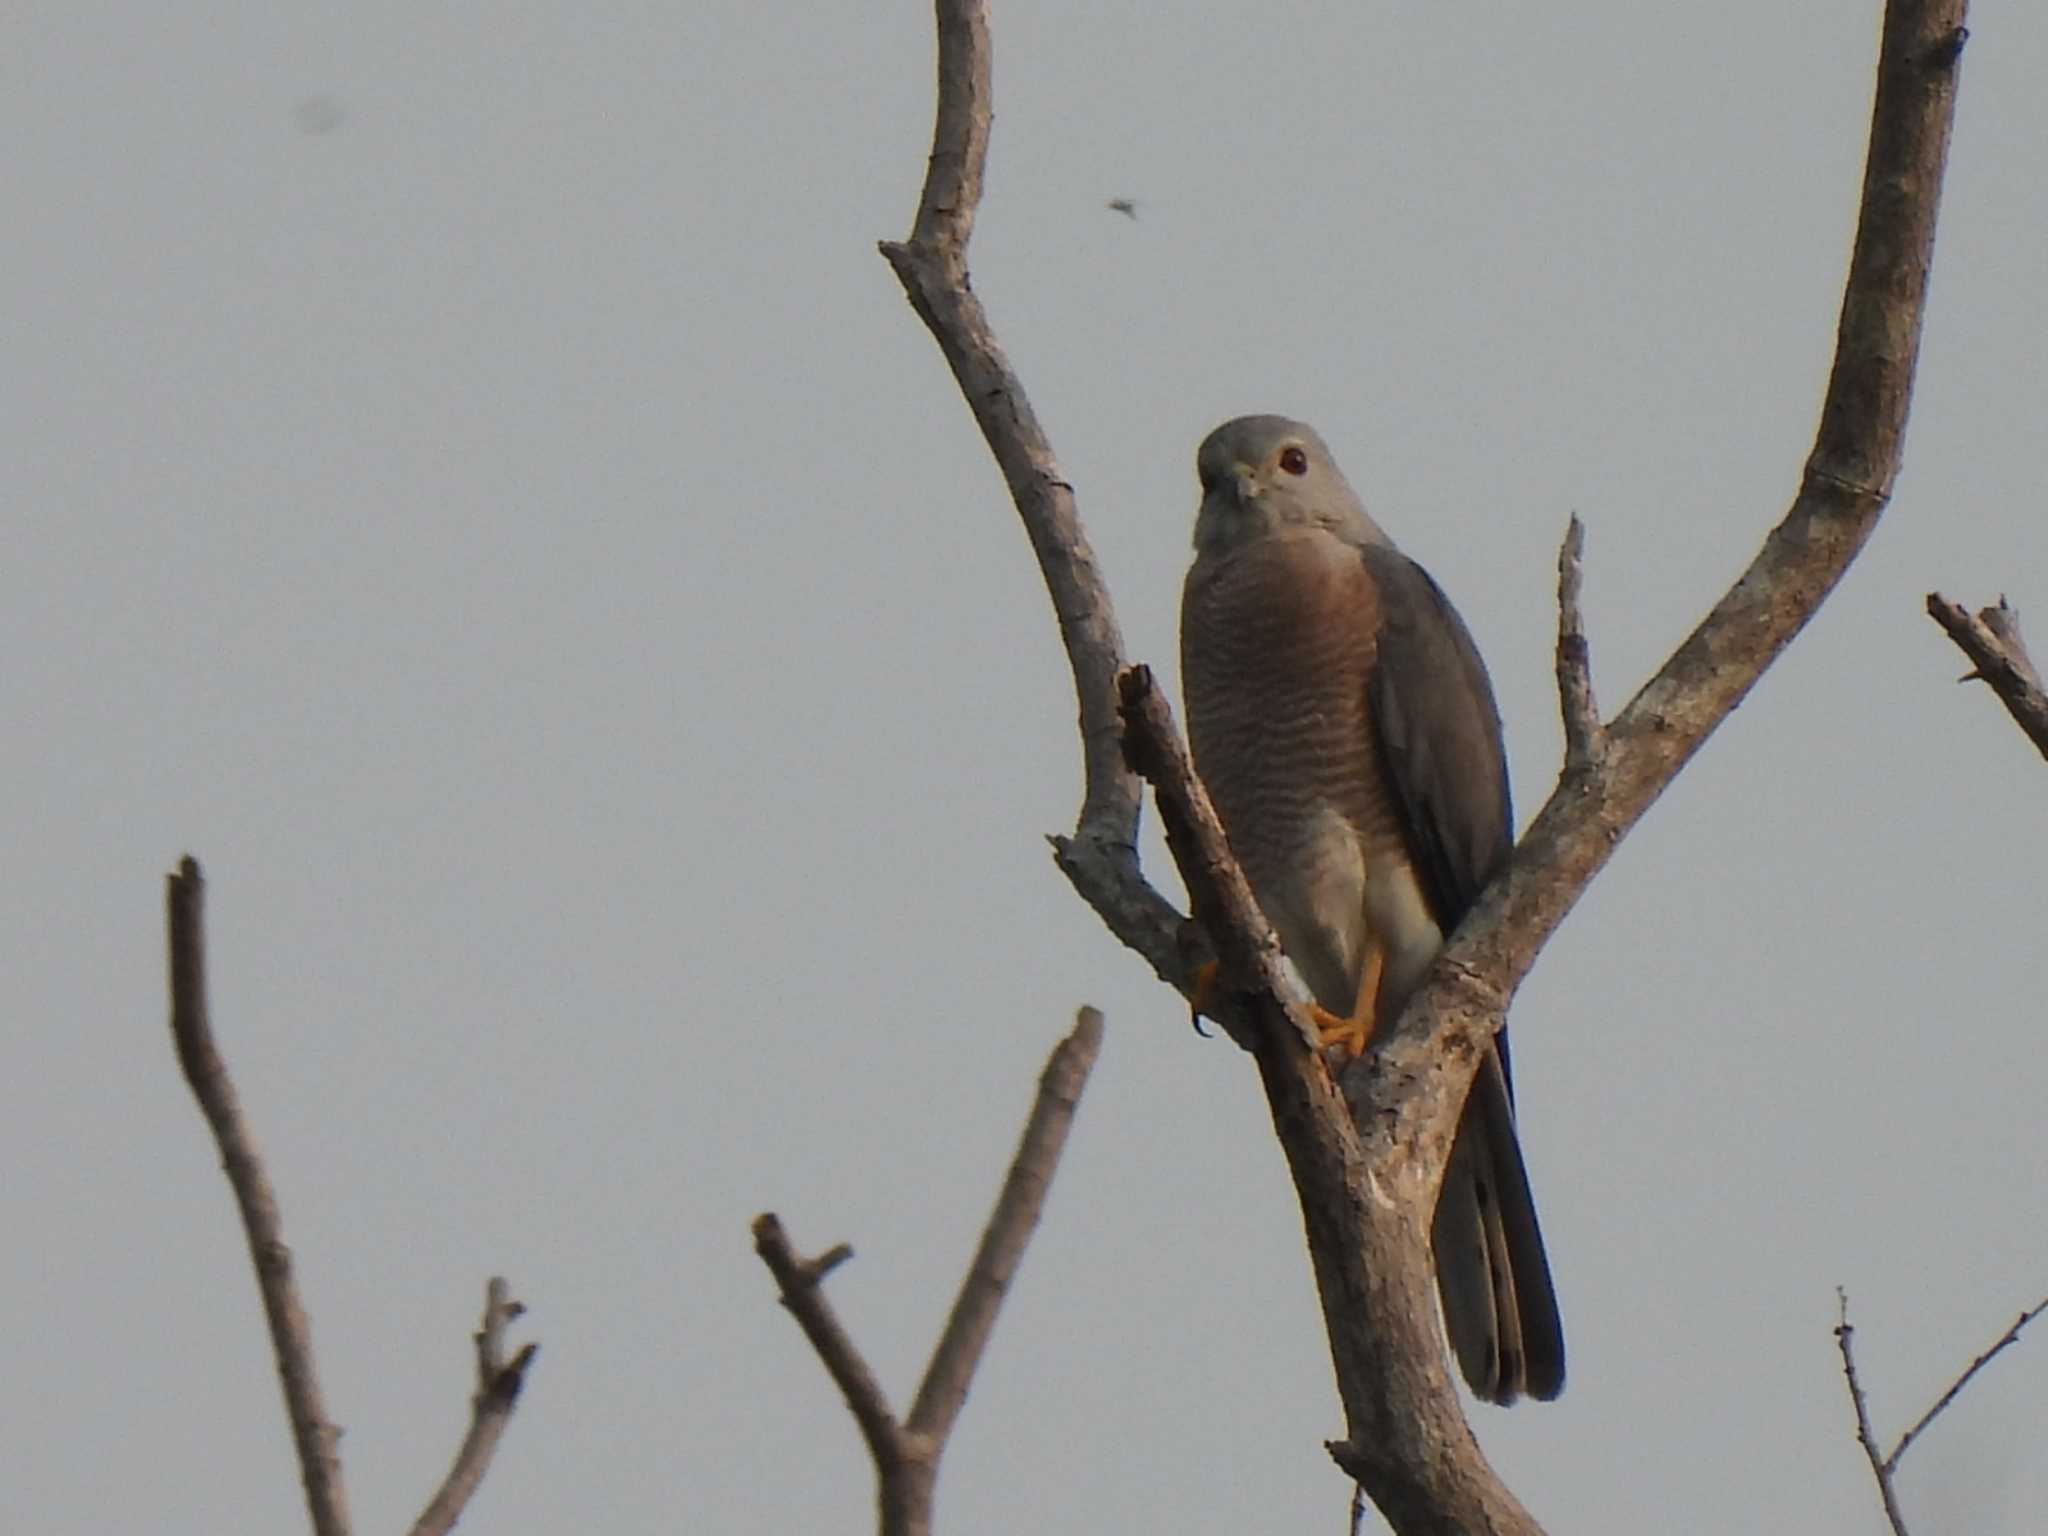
[755,1009,1104,1536]
[1927,594,2048,758]
[167,858,535,1536]
[1836,1288,2048,1535]
[409,1278,540,1536]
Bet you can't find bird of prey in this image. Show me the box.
[1107,197,1139,219]
[1179,414,1564,1404]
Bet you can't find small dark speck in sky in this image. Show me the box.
[293,95,348,134]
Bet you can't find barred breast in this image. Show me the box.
[1180,528,1407,1012]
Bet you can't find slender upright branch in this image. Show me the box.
[167,856,352,1536]
[1555,516,1603,770]
[408,1278,540,1536]
[1926,594,2048,758]
[757,1010,1105,1536]
[1835,1291,1912,1536]
[880,0,1184,991]
[168,860,532,1536]
[1367,0,1972,1169]
[907,1008,1105,1444]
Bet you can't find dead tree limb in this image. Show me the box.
[167,857,535,1536]
[168,856,352,1536]
[1834,1292,1913,1536]
[408,1278,540,1536]
[1927,594,2048,758]
[1555,515,1604,770]
[755,1008,1104,1536]
[877,10,1182,995]
[882,2,1970,1531]
[1835,1288,2048,1535]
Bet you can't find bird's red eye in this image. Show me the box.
[1279,446,1309,476]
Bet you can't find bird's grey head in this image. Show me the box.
[1192,415,1390,555]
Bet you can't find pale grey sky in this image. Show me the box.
[8,3,2046,1533]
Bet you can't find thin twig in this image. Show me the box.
[1926,594,2048,760]
[1833,1288,2046,1536]
[408,1278,540,1536]
[756,1010,1107,1536]
[1555,516,1603,769]
[907,1007,1105,1443]
[167,856,352,1536]
[1885,1293,2048,1472]
[753,1213,903,1473]
[1835,1290,1912,1536]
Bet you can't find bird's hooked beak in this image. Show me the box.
[1193,461,1267,552]
[1205,462,1259,509]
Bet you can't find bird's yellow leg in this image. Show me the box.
[1312,944,1383,1058]
[1189,959,1220,1022]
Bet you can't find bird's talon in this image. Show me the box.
[1311,1003,1374,1059]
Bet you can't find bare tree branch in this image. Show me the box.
[753,1214,902,1474]
[1345,11,1971,1500]
[1835,1290,1912,1536]
[756,1009,1105,1536]
[169,859,535,1536]
[1927,594,2048,758]
[408,1278,540,1536]
[1885,1292,2048,1474]
[877,3,1184,994]
[883,2,1971,1531]
[1555,516,1603,771]
[1369,0,1973,1134]
[1835,1287,2048,1535]
[906,1008,1104,1444]
[167,856,352,1536]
